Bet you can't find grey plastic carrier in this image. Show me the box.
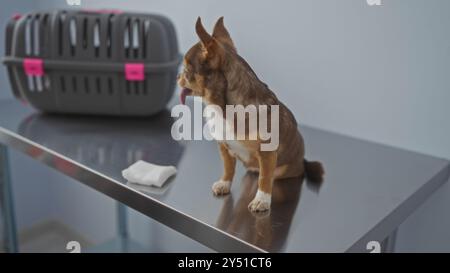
[3,9,182,116]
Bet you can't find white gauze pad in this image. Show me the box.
[122,160,177,188]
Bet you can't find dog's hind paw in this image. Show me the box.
[248,190,271,212]
[212,180,231,196]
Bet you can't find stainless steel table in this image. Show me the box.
[0,99,449,252]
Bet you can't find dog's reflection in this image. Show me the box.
[216,172,321,252]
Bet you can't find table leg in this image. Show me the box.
[0,144,18,253]
[381,228,398,253]
[116,202,128,252]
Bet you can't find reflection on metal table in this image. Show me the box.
[0,99,449,252]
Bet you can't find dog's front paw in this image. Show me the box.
[212,180,231,196]
[248,190,271,212]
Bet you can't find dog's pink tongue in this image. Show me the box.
[180,88,192,105]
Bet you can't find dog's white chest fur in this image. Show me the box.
[205,111,250,162]
[224,140,250,162]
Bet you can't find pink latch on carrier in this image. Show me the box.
[23,58,44,76]
[125,63,145,81]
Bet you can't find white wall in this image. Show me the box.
[11,0,450,251]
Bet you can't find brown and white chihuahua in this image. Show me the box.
[178,17,324,212]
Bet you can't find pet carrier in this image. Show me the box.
[3,10,182,116]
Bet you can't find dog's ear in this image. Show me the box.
[196,17,217,52]
[196,17,212,45]
[212,17,236,51]
[195,17,222,67]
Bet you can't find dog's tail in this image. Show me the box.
[304,159,325,183]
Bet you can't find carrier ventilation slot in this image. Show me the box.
[94,19,100,57]
[107,15,113,58]
[124,18,131,58]
[142,20,150,58]
[108,77,113,95]
[58,12,66,56]
[69,18,77,56]
[132,19,139,58]
[84,77,90,94]
[60,77,66,93]
[96,77,101,94]
[82,17,88,49]
[72,76,77,93]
